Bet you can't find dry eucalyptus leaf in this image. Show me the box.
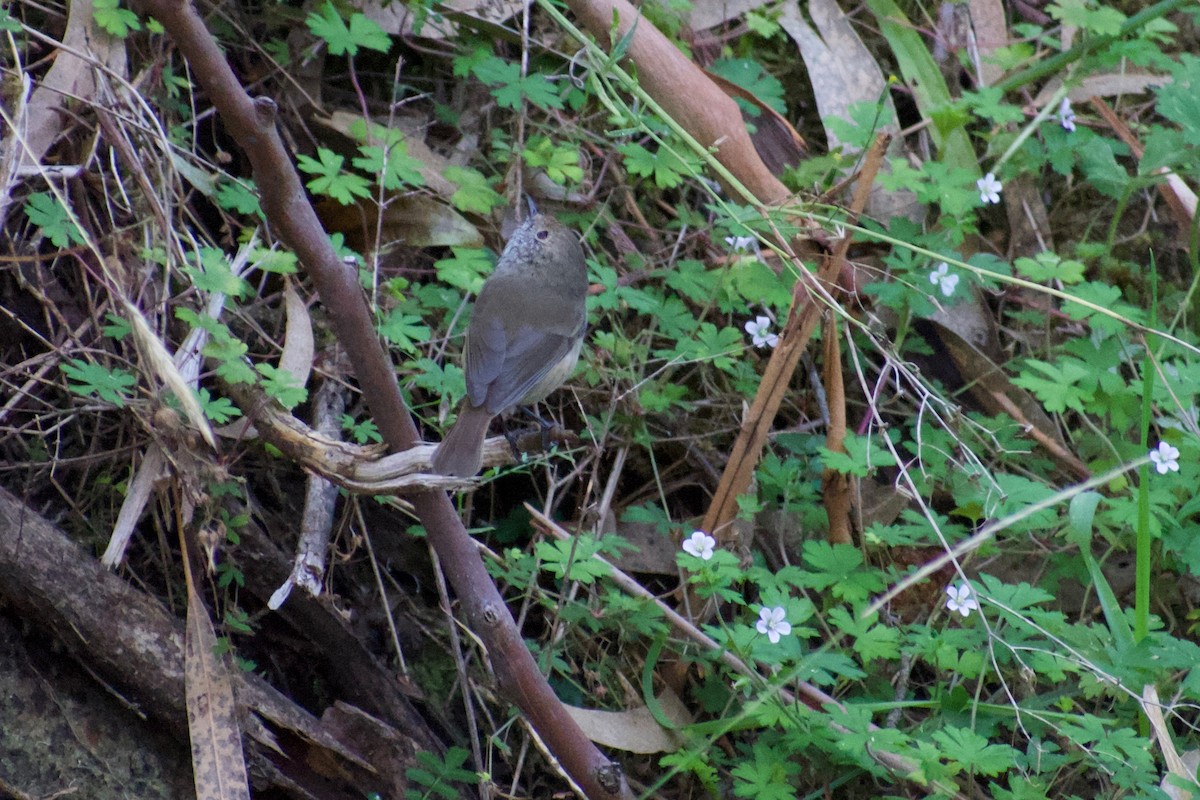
[967,0,1008,86]
[565,690,692,754]
[186,582,251,800]
[911,317,1090,480]
[358,0,525,41]
[1033,73,1172,107]
[778,0,922,222]
[704,68,807,173]
[689,0,775,31]
[279,281,315,390]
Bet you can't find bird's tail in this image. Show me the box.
[431,405,493,477]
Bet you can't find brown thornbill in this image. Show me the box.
[431,214,588,477]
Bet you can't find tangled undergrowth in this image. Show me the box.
[3,0,1200,798]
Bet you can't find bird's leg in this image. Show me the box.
[518,405,556,452]
[500,415,525,460]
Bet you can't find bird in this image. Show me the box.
[431,213,588,477]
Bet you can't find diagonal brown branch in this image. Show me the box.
[128,2,630,796]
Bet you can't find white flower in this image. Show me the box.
[725,235,756,253]
[1149,441,1180,474]
[977,172,1003,205]
[1058,97,1076,132]
[929,262,960,298]
[682,530,716,560]
[756,606,792,644]
[945,583,979,618]
[745,316,779,349]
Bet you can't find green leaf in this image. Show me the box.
[731,742,801,800]
[1013,251,1086,284]
[659,322,741,370]
[535,536,612,583]
[619,142,696,189]
[932,726,1020,776]
[404,357,465,402]
[664,259,719,301]
[252,248,298,275]
[61,360,137,406]
[1076,136,1128,198]
[472,57,564,110]
[306,1,390,56]
[1068,491,1103,541]
[352,142,426,190]
[93,0,141,37]
[197,388,242,424]
[102,313,132,340]
[1047,0,1126,35]
[297,148,372,205]
[255,364,307,410]
[202,331,256,384]
[1155,54,1200,146]
[215,179,261,215]
[434,247,493,294]
[826,607,900,664]
[342,414,383,444]
[378,310,431,353]
[1012,358,1095,414]
[796,650,866,684]
[640,381,689,412]
[24,192,85,248]
[522,137,583,185]
[184,247,252,298]
[443,166,504,214]
[961,87,1026,125]
[820,432,898,477]
[796,541,885,604]
[0,7,22,32]
[866,0,977,173]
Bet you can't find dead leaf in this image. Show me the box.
[185,577,251,800]
[778,0,922,222]
[912,317,1090,480]
[317,194,484,252]
[968,0,1008,87]
[279,281,315,390]
[358,0,526,41]
[1145,684,1199,800]
[564,690,692,754]
[1033,73,1171,107]
[689,0,775,32]
[608,520,679,575]
[704,68,807,173]
[14,0,127,174]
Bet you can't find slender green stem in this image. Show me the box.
[1134,256,1158,643]
[995,0,1192,93]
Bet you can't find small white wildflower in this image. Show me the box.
[977,172,1003,205]
[725,235,756,253]
[929,262,960,298]
[756,606,792,644]
[1149,441,1180,474]
[682,530,716,560]
[945,583,979,618]
[744,315,779,349]
[1058,97,1076,132]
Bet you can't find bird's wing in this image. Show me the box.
[464,275,584,413]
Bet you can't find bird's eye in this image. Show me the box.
[536,229,550,241]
